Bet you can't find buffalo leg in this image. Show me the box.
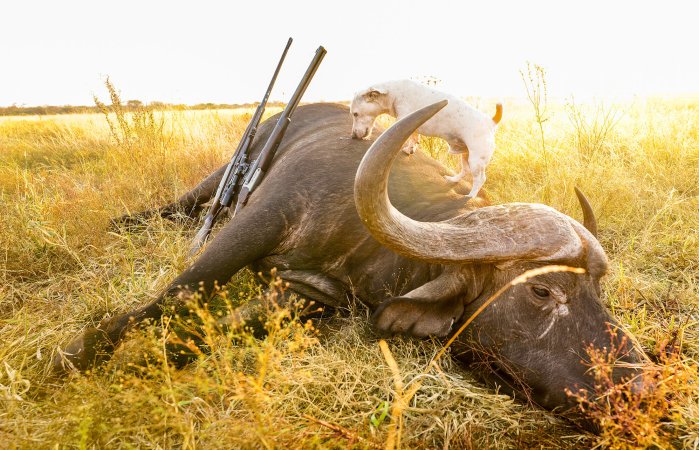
[112,163,229,227]
[53,204,288,374]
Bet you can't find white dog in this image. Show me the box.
[350,80,502,199]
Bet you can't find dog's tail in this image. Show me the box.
[492,103,503,125]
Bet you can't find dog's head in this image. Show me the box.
[350,86,389,139]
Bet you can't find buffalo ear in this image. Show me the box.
[371,268,471,337]
[372,295,464,337]
[364,87,387,101]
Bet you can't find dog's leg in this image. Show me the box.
[401,132,419,155]
[465,158,487,200]
[444,153,469,183]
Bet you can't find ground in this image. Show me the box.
[0,97,697,449]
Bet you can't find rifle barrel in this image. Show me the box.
[232,46,327,216]
[286,46,326,115]
[261,37,293,106]
[188,38,294,257]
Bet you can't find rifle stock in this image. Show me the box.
[190,212,217,252]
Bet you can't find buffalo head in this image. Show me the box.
[354,100,645,414]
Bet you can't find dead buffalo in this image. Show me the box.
[54,100,643,421]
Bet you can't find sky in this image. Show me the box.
[1,0,698,106]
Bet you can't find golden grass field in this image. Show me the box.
[0,95,698,449]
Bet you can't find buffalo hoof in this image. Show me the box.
[52,327,114,375]
[371,296,463,338]
[110,211,201,233]
[109,212,155,232]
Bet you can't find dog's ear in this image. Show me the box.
[363,87,387,102]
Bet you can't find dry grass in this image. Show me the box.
[567,331,697,449]
[1,92,697,448]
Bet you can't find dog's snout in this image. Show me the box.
[351,128,369,140]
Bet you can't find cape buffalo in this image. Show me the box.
[54,101,643,421]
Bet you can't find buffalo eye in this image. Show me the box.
[353,112,359,117]
[531,286,551,299]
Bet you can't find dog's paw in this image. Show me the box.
[371,296,463,338]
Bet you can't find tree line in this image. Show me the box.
[0,100,289,116]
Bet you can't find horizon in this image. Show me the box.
[5,92,699,110]
[2,0,698,107]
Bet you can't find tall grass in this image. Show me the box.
[565,97,624,161]
[0,91,697,448]
[93,77,169,149]
[520,62,550,155]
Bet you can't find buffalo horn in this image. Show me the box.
[574,187,598,238]
[354,101,586,265]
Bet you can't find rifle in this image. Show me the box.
[233,45,327,216]
[189,38,293,256]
